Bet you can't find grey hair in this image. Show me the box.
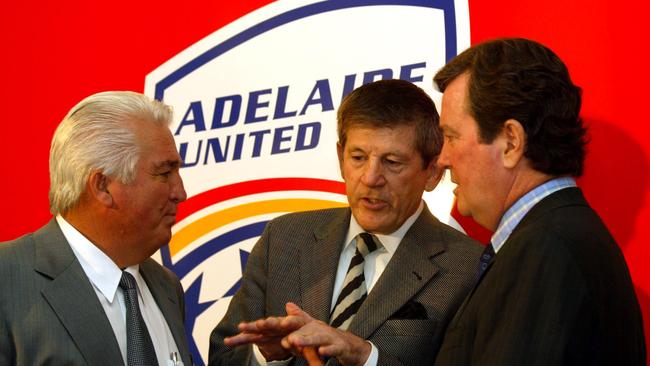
[49,91,173,215]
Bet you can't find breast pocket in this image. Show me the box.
[370,319,440,365]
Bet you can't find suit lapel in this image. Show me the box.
[140,260,192,366]
[349,207,445,338]
[300,209,350,323]
[447,262,491,328]
[35,220,124,366]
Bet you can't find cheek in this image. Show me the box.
[455,147,472,163]
[455,147,482,175]
[138,189,168,213]
[391,176,419,201]
[343,169,361,188]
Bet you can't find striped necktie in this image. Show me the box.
[330,232,381,330]
[119,271,159,366]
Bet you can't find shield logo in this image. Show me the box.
[145,1,469,363]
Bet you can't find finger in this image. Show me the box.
[237,319,270,332]
[237,321,259,332]
[279,314,308,330]
[285,302,301,315]
[285,302,315,322]
[224,332,268,346]
[255,316,284,330]
[286,329,331,348]
[237,317,283,333]
[255,316,303,333]
[315,343,340,358]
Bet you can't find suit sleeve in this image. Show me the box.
[376,348,409,366]
[0,241,20,366]
[0,282,14,366]
[208,220,273,365]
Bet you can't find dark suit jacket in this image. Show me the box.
[208,206,482,365]
[434,187,646,365]
[0,219,192,366]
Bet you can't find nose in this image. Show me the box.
[361,158,386,187]
[438,142,451,170]
[170,171,187,203]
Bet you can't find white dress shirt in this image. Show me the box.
[254,202,425,366]
[57,216,182,366]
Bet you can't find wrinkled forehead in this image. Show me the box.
[344,124,418,150]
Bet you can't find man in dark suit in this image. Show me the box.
[433,38,646,365]
[0,91,192,365]
[208,79,482,365]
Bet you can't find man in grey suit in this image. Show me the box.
[208,79,481,365]
[433,38,645,365]
[0,91,192,365]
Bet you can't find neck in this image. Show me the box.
[482,168,557,231]
[62,208,133,268]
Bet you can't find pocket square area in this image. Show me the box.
[389,300,428,320]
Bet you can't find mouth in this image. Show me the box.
[450,177,459,195]
[163,210,177,222]
[361,197,388,210]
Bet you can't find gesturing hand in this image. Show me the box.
[223,302,313,361]
[281,303,372,366]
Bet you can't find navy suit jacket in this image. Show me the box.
[435,188,646,365]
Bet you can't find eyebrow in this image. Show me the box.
[348,146,410,160]
[440,125,457,134]
[153,160,181,170]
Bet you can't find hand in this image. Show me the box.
[223,302,313,361]
[281,304,371,366]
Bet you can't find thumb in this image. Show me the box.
[285,302,314,322]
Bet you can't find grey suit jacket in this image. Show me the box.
[208,206,481,365]
[0,219,192,366]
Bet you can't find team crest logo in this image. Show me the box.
[145,0,469,364]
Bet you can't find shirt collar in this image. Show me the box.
[345,200,424,254]
[56,215,141,303]
[491,177,576,253]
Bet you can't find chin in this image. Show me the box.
[162,215,177,226]
[360,220,395,234]
[152,231,172,247]
[357,219,382,233]
[455,201,471,217]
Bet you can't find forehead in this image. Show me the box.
[133,121,180,163]
[344,124,417,152]
[440,74,473,130]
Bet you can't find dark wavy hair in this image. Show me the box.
[434,38,587,176]
[337,79,442,167]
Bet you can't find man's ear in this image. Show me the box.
[337,142,345,180]
[501,119,526,169]
[424,158,444,192]
[88,171,113,207]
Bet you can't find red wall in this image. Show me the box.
[2,0,648,359]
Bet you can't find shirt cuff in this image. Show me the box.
[252,344,293,366]
[362,341,379,366]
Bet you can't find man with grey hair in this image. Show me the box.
[0,91,192,365]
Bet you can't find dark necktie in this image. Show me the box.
[476,243,495,281]
[330,232,381,330]
[119,271,159,366]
